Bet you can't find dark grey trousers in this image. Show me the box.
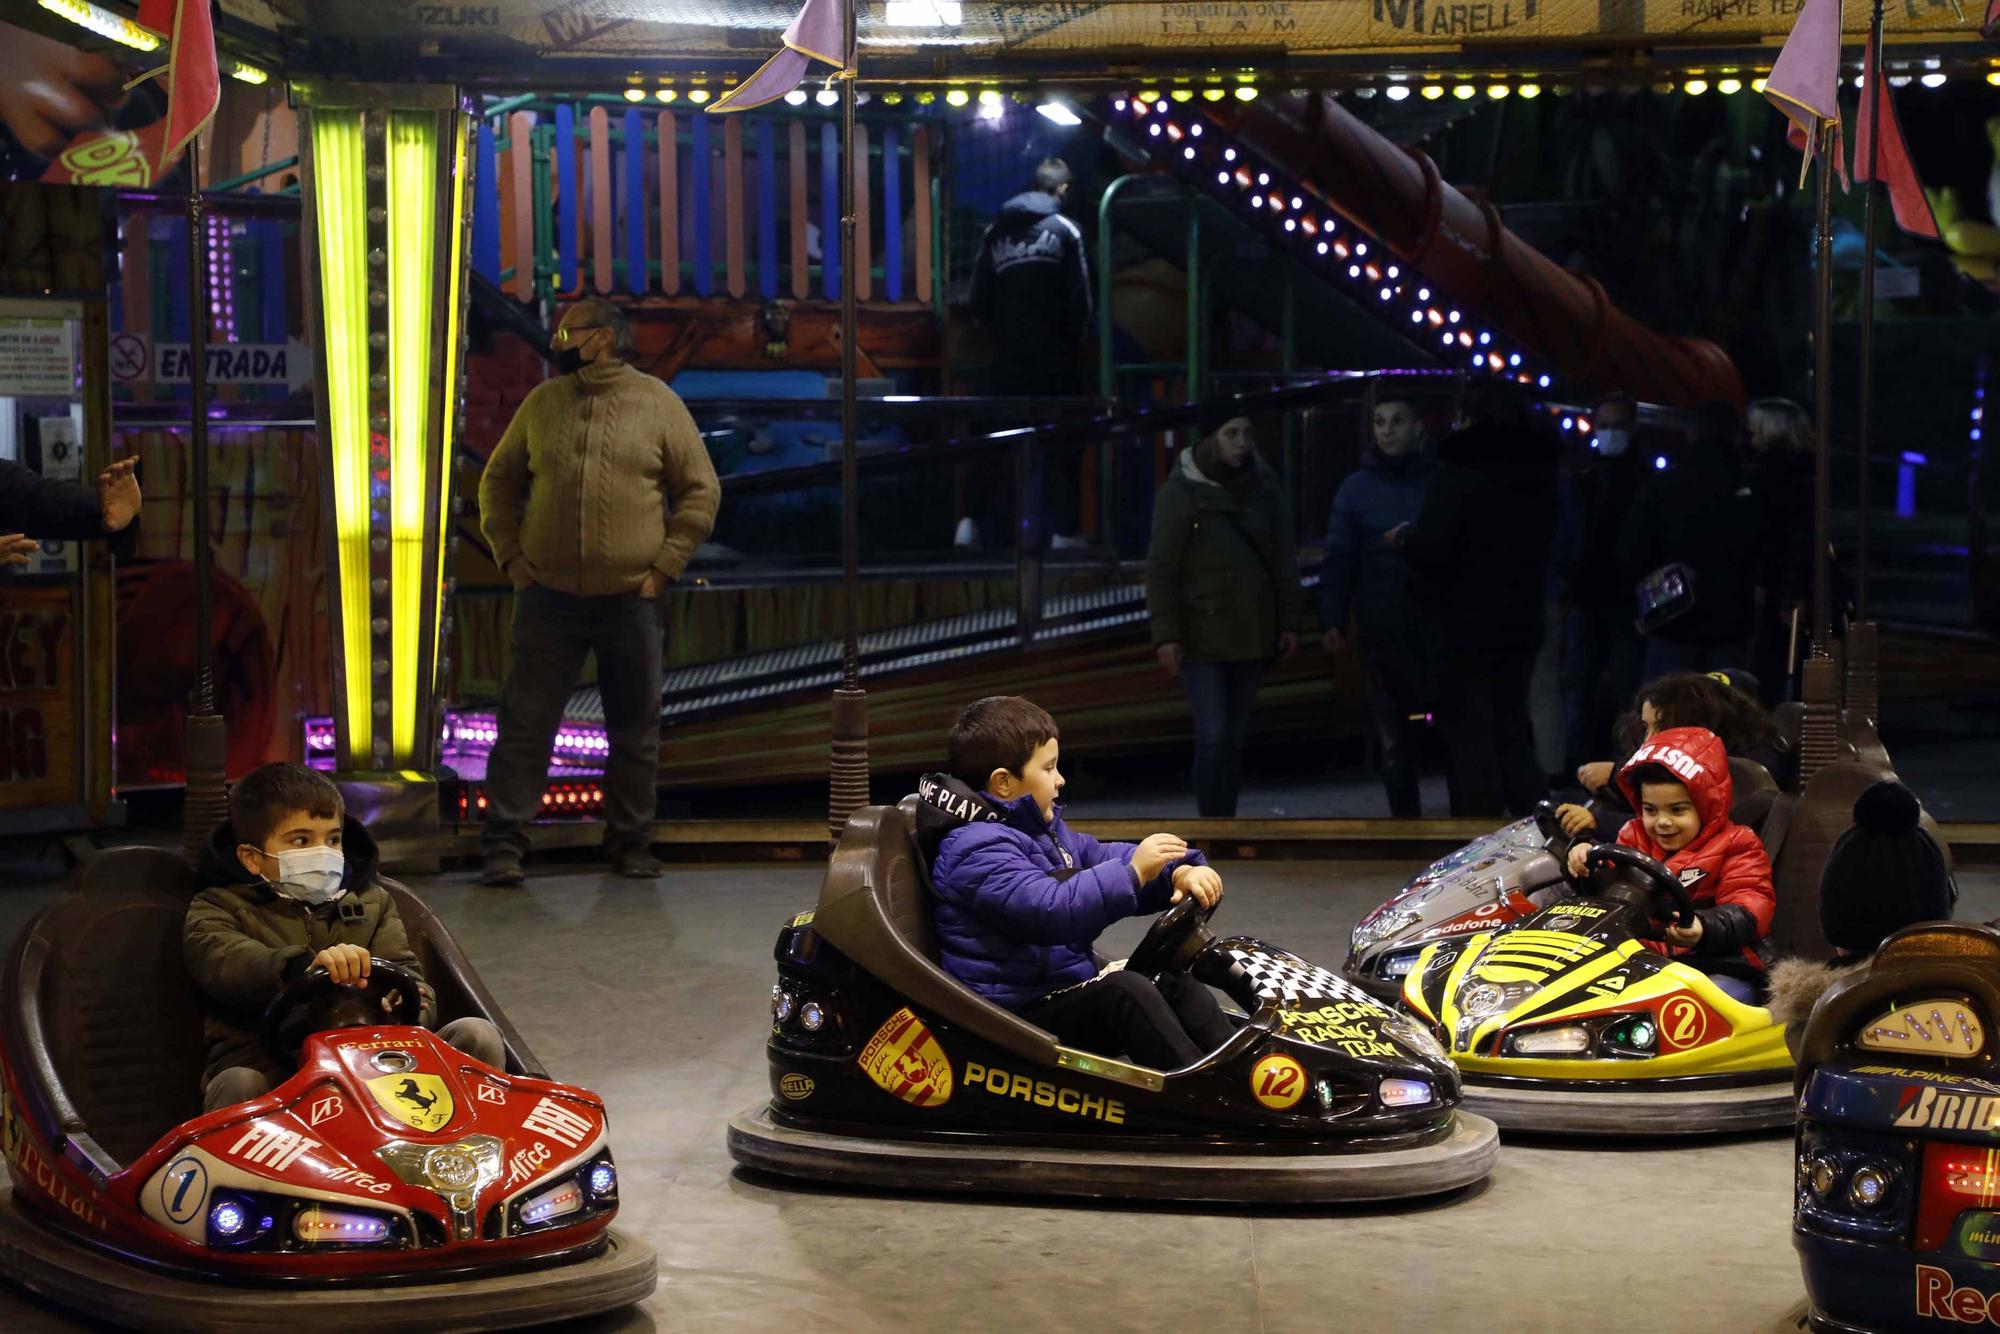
[480,583,663,857]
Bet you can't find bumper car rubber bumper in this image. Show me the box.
[726,1103,1501,1203]
[1460,1074,1796,1136]
[0,1187,657,1333]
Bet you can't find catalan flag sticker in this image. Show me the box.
[858,1008,954,1109]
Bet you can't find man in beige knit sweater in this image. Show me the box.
[476,298,721,884]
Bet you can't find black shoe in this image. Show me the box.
[481,850,525,887]
[609,847,664,880]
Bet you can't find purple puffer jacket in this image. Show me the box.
[922,775,1204,1011]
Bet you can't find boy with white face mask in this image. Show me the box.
[185,764,505,1113]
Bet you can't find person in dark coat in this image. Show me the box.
[1554,393,1647,770]
[1147,411,1305,816]
[1619,401,1762,681]
[0,455,141,560]
[1320,391,1439,816]
[967,157,1093,545]
[1745,398,1816,704]
[1401,379,1559,817]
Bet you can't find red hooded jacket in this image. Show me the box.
[1613,726,1775,969]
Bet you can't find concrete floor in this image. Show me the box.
[3,854,1996,1333]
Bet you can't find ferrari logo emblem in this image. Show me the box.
[858,1008,953,1108]
[367,1073,455,1132]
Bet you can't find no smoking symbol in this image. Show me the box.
[109,333,148,382]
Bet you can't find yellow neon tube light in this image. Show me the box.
[388,112,439,758]
[433,118,469,745]
[38,0,160,52]
[310,110,373,766]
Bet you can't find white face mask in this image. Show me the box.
[267,845,347,905]
[1594,427,1631,459]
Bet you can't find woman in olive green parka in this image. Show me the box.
[1145,414,1305,816]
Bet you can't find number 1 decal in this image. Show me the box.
[160,1154,207,1224]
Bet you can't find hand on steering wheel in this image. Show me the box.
[261,957,426,1067]
[1126,897,1218,978]
[1583,843,1697,929]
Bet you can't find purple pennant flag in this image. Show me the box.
[1763,0,1846,184]
[709,0,850,113]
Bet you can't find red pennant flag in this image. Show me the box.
[133,0,221,180]
[1854,30,1940,240]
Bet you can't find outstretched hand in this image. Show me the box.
[0,534,39,566]
[98,457,140,532]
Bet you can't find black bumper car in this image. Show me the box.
[727,802,1499,1204]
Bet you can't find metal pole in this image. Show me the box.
[1855,0,1886,626]
[826,2,869,840]
[182,134,229,862]
[188,139,213,707]
[839,41,858,687]
[1810,118,1835,658]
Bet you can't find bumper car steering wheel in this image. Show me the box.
[1584,843,1696,929]
[1127,896,1218,979]
[262,956,425,1066]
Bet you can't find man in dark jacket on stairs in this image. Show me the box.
[966,157,1093,548]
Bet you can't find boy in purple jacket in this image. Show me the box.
[917,696,1236,1070]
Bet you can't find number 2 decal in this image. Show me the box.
[1659,997,1710,1050]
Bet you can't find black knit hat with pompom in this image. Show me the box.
[1818,780,1956,954]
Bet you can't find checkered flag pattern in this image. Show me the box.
[1225,946,1380,1008]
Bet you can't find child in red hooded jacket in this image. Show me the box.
[1564,725,1775,1002]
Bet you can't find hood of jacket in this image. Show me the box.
[1177,440,1273,501]
[197,815,382,899]
[911,773,1003,867]
[997,190,1064,227]
[1615,726,1736,857]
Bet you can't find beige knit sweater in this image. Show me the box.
[479,360,721,596]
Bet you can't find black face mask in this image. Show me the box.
[554,347,585,376]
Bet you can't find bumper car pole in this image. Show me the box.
[827,1,869,841]
[181,134,230,865]
[1810,118,1836,665]
[1846,0,1887,729]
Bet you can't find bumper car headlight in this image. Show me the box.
[772,986,794,1024]
[1508,1024,1592,1057]
[204,1188,406,1252]
[1352,909,1419,952]
[519,1179,585,1228]
[1379,1077,1433,1108]
[586,1156,617,1201]
[294,1205,397,1246]
[1378,948,1424,981]
[1848,1165,1894,1210]
[206,1192,272,1248]
[1601,1013,1657,1057]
